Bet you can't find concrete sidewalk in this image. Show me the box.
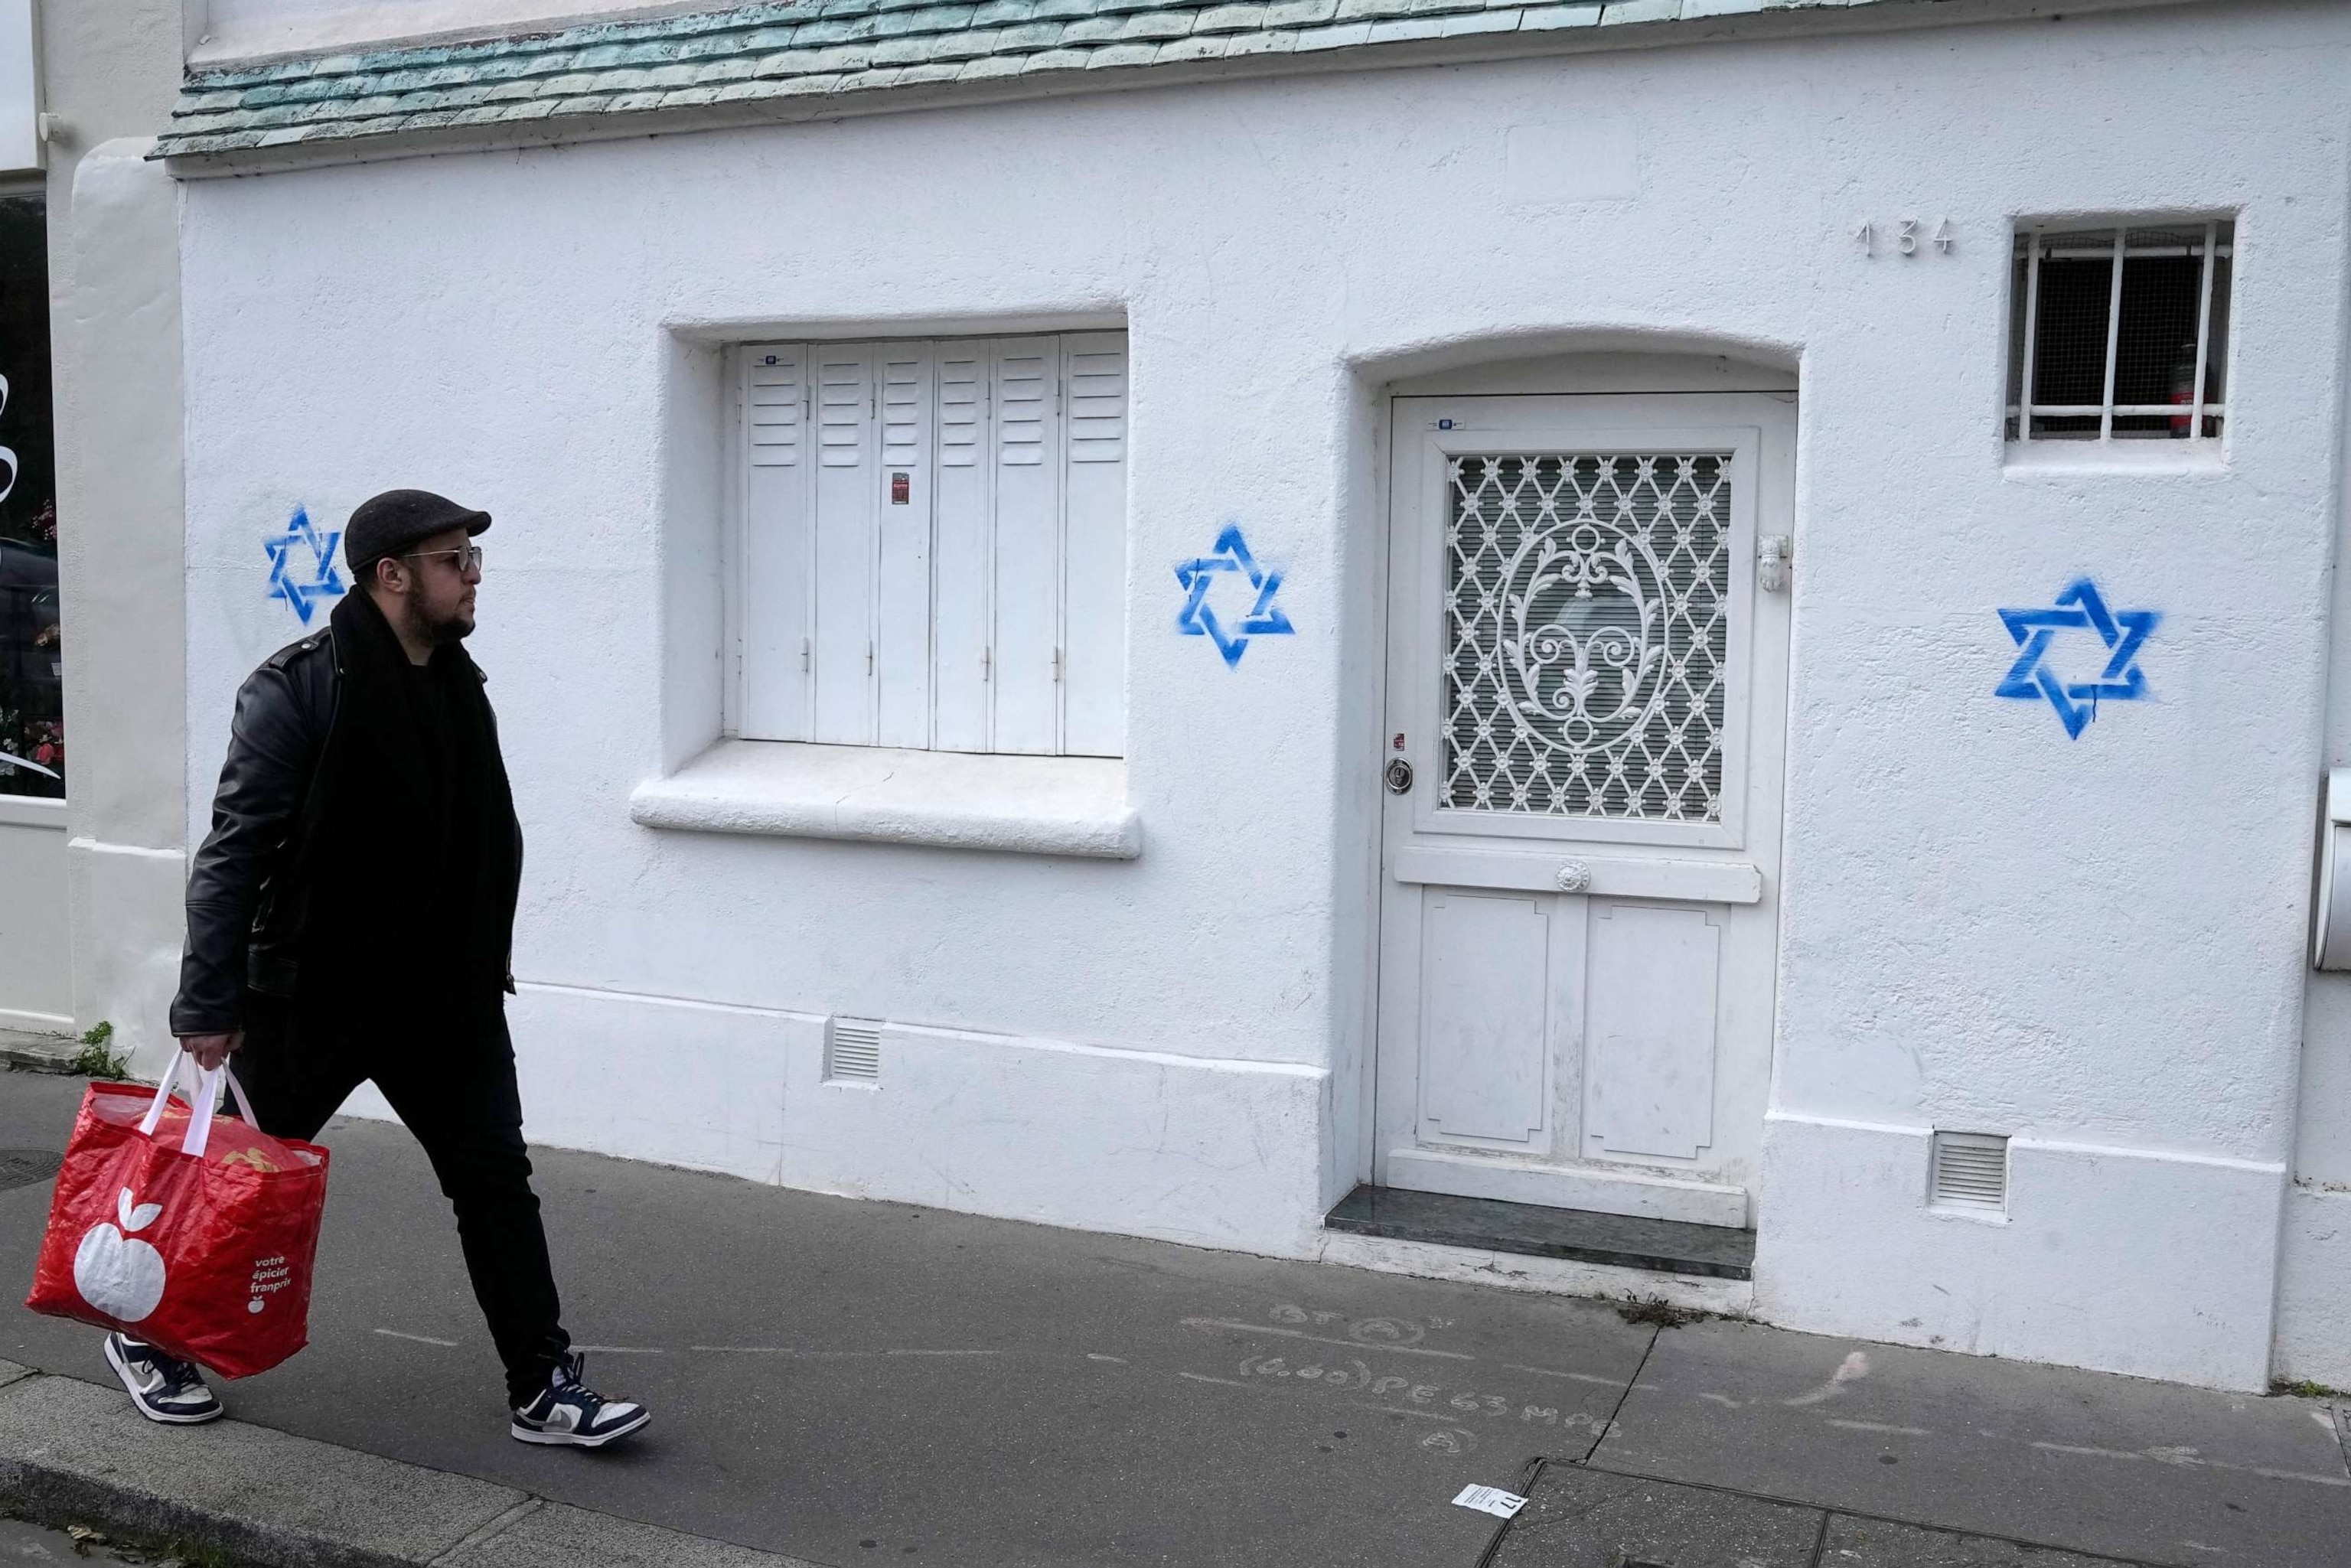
[0,1069,2342,1568]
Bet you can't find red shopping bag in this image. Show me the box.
[25,1057,329,1377]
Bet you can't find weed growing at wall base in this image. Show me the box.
[67,1020,129,1079]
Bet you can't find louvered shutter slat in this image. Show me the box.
[812,349,877,745]
[739,346,812,740]
[991,338,1061,755]
[876,348,934,749]
[1061,333,1127,757]
[932,348,993,751]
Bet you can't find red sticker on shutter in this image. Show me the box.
[890,471,911,505]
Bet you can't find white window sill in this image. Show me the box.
[2003,440,2227,479]
[628,738,1141,859]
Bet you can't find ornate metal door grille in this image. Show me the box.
[1442,451,1732,822]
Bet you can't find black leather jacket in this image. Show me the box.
[169,614,519,1037]
[170,627,344,1037]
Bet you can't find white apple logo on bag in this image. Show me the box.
[73,1188,166,1322]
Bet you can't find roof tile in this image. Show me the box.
[1518,3,1603,26]
[158,0,1910,162]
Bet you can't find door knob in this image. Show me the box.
[1384,759,1414,795]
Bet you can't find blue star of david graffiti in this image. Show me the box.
[1175,524,1294,668]
[265,506,346,627]
[1995,578,2159,739]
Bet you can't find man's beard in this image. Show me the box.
[401,599,473,647]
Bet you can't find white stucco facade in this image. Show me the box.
[161,0,2351,1393]
[0,1,187,1050]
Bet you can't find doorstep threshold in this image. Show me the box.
[1322,1184,1755,1280]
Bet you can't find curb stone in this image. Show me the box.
[0,1361,827,1567]
[0,1030,79,1074]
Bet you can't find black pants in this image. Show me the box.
[233,989,569,1405]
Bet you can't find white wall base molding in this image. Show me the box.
[2273,1182,2351,1390]
[1752,1113,2285,1392]
[336,982,1329,1257]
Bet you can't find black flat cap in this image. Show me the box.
[344,489,491,575]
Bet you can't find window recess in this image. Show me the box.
[2007,220,2232,444]
[735,333,1127,758]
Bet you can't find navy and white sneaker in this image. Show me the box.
[510,1351,649,1448]
[103,1332,223,1425]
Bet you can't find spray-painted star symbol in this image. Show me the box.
[1995,578,2158,739]
[1176,524,1294,668]
[264,506,346,626]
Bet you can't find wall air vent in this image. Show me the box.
[825,1016,883,1084]
[1929,1131,2009,1213]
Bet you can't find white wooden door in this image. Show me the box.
[1374,393,1795,1229]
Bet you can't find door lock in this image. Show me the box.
[1384,758,1414,795]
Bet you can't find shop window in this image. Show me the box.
[2007,219,2232,444]
[732,334,1127,758]
[0,192,57,797]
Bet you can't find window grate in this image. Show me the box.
[825,1016,883,1083]
[2007,219,2232,443]
[1929,1131,2008,1212]
[1441,451,1731,822]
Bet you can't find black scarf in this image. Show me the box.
[306,589,521,1020]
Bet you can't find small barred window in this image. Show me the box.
[2007,220,2232,444]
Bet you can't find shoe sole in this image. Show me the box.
[103,1337,223,1426]
[509,1408,651,1448]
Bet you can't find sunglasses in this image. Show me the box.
[401,545,485,572]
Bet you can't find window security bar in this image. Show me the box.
[2006,405,2229,417]
[2011,217,2229,444]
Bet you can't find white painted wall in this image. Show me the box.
[41,0,189,1074]
[0,4,186,1051]
[2278,243,2351,1392]
[174,1,2351,1390]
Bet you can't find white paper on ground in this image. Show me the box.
[1451,1484,1528,1519]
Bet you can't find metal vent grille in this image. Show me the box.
[1442,451,1732,821]
[1930,1132,2008,1212]
[825,1017,883,1083]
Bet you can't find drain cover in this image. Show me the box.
[0,1149,63,1192]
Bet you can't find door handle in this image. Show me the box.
[1384,759,1414,795]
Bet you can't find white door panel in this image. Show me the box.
[1374,393,1795,1229]
[1584,901,1720,1162]
[1417,890,1561,1149]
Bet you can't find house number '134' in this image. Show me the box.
[1855,219,1953,257]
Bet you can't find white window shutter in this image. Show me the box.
[991,337,1061,755]
[811,347,877,745]
[735,334,1127,761]
[931,345,994,752]
[876,347,934,749]
[738,346,811,741]
[1059,333,1127,758]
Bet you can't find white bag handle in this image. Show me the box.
[138,1054,259,1159]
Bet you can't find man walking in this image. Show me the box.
[106,489,648,1448]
